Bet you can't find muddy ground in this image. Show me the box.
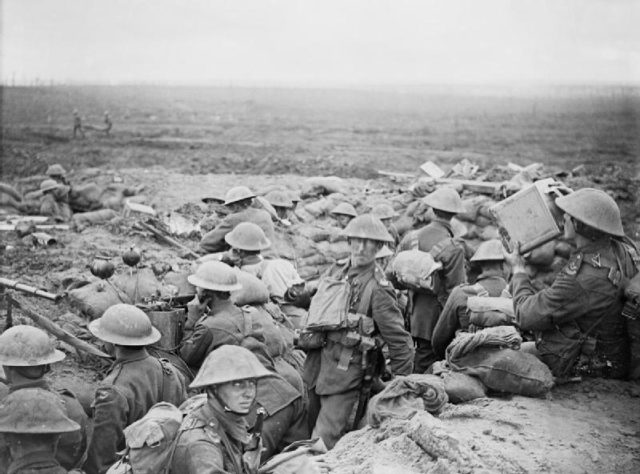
[1,85,639,473]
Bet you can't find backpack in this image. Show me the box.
[106,396,208,474]
[302,273,377,332]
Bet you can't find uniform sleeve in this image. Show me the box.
[199,216,235,253]
[372,286,414,375]
[511,270,588,332]
[439,244,467,299]
[172,432,230,474]
[432,286,467,359]
[84,387,129,474]
[180,324,214,368]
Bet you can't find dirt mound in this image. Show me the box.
[327,379,640,474]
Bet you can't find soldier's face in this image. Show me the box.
[563,214,576,240]
[349,238,381,268]
[214,379,257,414]
[335,215,352,228]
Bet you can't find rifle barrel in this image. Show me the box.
[0,277,61,302]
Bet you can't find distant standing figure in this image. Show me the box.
[104,111,112,136]
[73,109,85,138]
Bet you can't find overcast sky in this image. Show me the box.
[2,0,639,86]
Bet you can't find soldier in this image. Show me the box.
[171,345,274,473]
[85,304,187,474]
[432,239,510,358]
[506,188,638,379]
[180,261,246,369]
[264,190,295,222]
[301,214,414,449]
[371,202,400,248]
[46,164,70,186]
[401,186,467,373]
[72,109,84,139]
[104,111,112,136]
[223,222,305,300]
[0,325,89,472]
[200,186,276,254]
[330,202,357,229]
[0,388,80,474]
[39,179,73,222]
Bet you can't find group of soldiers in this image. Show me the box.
[0,178,638,473]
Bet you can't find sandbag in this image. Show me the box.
[112,267,162,303]
[367,374,448,428]
[391,250,442,292]
[162,271,195,297]
[441,371,487,403]
[72,208,119,226]
[68,280,129,320]
[302,176,349,196]
[315,240,350,261]
[231,269,270,305]
[69,182,103,212]
[450,347,554,397]
[261,259,304,298]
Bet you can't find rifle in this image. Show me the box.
[351,337,378,430]
[249,407,266,450]
[0,277,62,302]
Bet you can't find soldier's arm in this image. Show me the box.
[440,245,467,297]
[372,286,414,375]
[432,286,467,359]
[511,270,587,332]
[84,387,129,474]
[199,217,235,253]
[180,324,214,368]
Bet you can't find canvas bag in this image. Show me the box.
[391,249,442,293]
[467,293,516,328]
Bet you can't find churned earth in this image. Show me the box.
[1,85,639,473]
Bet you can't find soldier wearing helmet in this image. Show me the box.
[330,202,357,229]
[0,388,80,474]
[0,325,89,472]
[72,109,85,139]
[39,178,72,222]
[371,202,400,248]
[506,188,638,379]
[200,186,276,254]
[221,222,306,301]
[46,164,69,185]
[180,264,309,462]
[180,261,246,369]
[300,214,413,449]
[397,186,467,373]
[432,239,510,358]
[171,345,274,473]
[85,304,187,474]
[264,190,294,221]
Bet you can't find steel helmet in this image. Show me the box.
[225,222,271,251]
[224,186,256,206]
[371,203,398,220]
[264,190,293,209]
[190,344,273,389]
[375,245,394,259]
[0,325,66,366]
[287,190,301,203]
[423,187,464,214]
[331,202,357,218]
[555,188,625,237]
[470,239,506,262]
[40,179,60,193]
[343,214,394,243]
[0,388,80,434]
[46,164,67,177]
[188,260,242,292]
[88,304,161,346]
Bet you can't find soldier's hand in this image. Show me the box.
[504,241,527,273]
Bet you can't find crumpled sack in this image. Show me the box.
[441,371,487,403]
[445,325,521,363]
[366,374,448,428]
[231,269,270,306]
